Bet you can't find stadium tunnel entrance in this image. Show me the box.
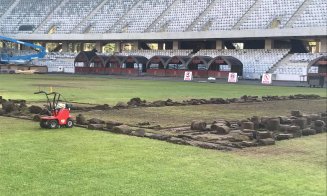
[146,55,171,76]
[74,50,97,67]
[74,50,98,74]
[307,56,327,76]
[90,55,108,67]
[86,55,110,74]
[307,56,327,87]
[208,56,243,78]
[105,55,127,75]
[121,55,148,76]
[165,56,191,77]
[186,56,213,78]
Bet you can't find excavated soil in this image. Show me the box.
[72,99,326,128]
[1,96,326,151]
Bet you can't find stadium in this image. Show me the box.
[0,0,326,195]
[0,0,326,81]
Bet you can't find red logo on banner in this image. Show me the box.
[228,72,238,83]
[262,73,272,84]
[184,71,193,81]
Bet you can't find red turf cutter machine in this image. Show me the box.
[34,91,74,129]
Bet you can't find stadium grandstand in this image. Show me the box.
[0,0,326,81]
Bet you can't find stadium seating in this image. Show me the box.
[75,0,138,33]
[35,60,75,73]
[292,0,327,28]
[0,47,38,56]
[119,49,192,58]
[45,52,76,60]
[274,53,326,75]
[149,0,213,32]
[0,0,325,81]
[110,0,175,33]
[192,0,255,31]
[289,53,327,62]
[240,0,306,29]
[0,0,14,17]
[0,0,61,34]
[36,0,103,34]
[35,52,75,73]
[196,49,289,79]
[0,0,326,33]
[275,63,307,76]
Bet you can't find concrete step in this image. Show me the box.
[186,0,219,31]
[34,0,69,33]
[232,0,260,30]
[71,0,110,33]
[108,0,145,33]
[285,0,313,28]
[0,0,21,22]
[145,0,180,32]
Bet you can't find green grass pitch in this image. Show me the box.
[0,74,326,195]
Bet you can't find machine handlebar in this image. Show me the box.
[34,91,58,95]
[34,91,46,94]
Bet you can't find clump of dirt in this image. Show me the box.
[76,114,87,125]
[106,120,123,129]
[29,105,43,114]
[114,102,128,109]
[93,104,110,110]
[127,97,146,107]
[2,101,18,113]
[191,120,207,131]
[88,118,105,124]
[1,99,28,115]
[0,96,6,104]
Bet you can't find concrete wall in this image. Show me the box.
[265,39,274,50]
[216,40,223,49]
[11,27,326,42]
[173,41,180,49]
[320,38,327,52]
[274,74,307,82]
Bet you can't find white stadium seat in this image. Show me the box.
[0,0,325,33]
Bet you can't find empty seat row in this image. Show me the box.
[196,49,289,79]
[0,0,325,33]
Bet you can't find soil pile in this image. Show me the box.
[73,110,326,151]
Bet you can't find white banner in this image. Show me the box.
[184,71,193,81]
[262,73,272,84]
[228,72,238,83]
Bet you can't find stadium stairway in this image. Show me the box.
[145,0,179,32]
[107,0,145,33]
[0,0,20,22]
[232,0,259,30]
[268,53,293,74]
[284,0,313,28]
[71,0,109,33]
[186,0,219,31]
[34,0,70,33]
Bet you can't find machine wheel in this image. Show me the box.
[48,120,58,129]
[66,119,74,128]
[40,120,47,128]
